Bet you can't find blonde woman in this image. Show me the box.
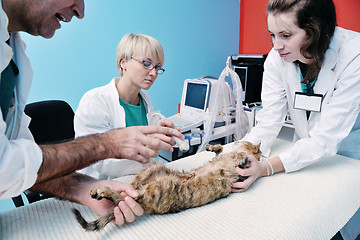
[75,33,172,179]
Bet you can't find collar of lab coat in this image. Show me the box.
[0,2,33,139]
[280,29,339,137]
[306,28,339,127]
[313,27,339,98]
[0,0,12,73]
[285,30,338,97]
[3,32,33,139]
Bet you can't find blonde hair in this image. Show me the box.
[116,33,165,76]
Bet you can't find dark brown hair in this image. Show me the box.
[267,0,337,83]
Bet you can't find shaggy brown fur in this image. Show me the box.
[72,141,261,231]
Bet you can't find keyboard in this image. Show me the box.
[168,115,193,128]
[168,114,204,133]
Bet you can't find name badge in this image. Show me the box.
[293,92,323,112]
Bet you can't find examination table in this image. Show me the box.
[1,139,360,240]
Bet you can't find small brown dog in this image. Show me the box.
[72,141,261,231]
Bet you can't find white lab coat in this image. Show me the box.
[243,27,360,240]
[244,27,360,171]
[0,2,42,199]
[74,78,154,179]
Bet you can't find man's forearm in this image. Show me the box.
[30,172,96,204]
[37,133,111,184]
[35,125,182,185]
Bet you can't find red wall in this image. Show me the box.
[239,0,360,54]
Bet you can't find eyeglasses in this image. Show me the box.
[131,57,165,75]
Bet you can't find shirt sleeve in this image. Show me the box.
[242,49,288,157]
[0,115,42,199]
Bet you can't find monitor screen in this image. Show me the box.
[234,66,247,102]
[184,82,208,110]
[231,54,266,104]
[233,66,247,91]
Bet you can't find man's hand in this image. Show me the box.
[106,124,184,164]
[31,173,144,227]
[82,180,144,226]
[37,124,183,185]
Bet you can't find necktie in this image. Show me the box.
[0,58,19,121]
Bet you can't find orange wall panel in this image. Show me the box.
[239,0,360,54]
[239,0,270,54]
[334,0,360,32]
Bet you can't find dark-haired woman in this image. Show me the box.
[231,1,360,238]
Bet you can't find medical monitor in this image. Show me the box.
[231,54,267,104]
[180,79,211,115]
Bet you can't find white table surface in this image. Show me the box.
[1,139,360,240]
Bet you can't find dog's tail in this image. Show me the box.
[71,208,115,231]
